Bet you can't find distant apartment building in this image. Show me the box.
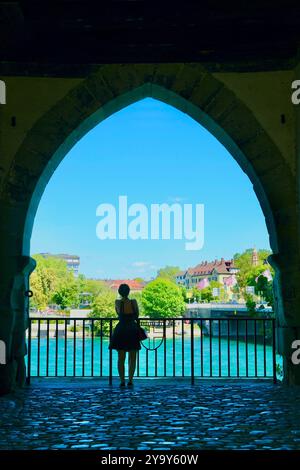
[176,258,239,292]
[40,253,80,276]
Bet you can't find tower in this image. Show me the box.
[252,247,259,266]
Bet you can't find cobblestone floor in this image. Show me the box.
[0,378,300,450]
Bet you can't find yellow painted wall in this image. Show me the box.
[214,70,296,173]
[0,76,83,179]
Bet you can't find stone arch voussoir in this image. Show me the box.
[0,63,296,260]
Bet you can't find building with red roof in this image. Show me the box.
[103,279,145,292]
[176,258,239,290]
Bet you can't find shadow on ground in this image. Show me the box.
[0,379,300,450]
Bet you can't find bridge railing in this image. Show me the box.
[26,317,277,384]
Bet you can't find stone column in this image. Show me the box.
[279,62,300,384]
[0,254,36,394]
[271,250,300,385]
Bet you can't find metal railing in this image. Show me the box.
[26,317,277,384]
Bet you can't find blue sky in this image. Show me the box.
[31,98,270,279]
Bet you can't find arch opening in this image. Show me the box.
[23,82,278,259]
[28,94,276,382]
[4,64,298,388]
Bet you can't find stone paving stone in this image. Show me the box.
[0,380,300,450]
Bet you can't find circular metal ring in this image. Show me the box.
[141,337,164,351]
[24,290,33,298]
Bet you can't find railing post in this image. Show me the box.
[26,318,31,385]
[82,319,85,377]
[272,319,277,384]
[200,319,204,377]
[64,319,67,377]
[109,319,113,385]
[191,319,194,385]
[37,320,41,377]
[91,319,94,377]
[163,319,167,377]
[209,319,213,377]
[73,319,76,377]
[55,319,58,377]
[182,319,184,377]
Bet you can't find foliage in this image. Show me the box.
[200,281,224,302]
[244,293,257,316]
[246,266,274,308]
[132,291,144,316]
[30,254,78,310]
[156,266,180,283]
[30,255,113,311]
[30,269,48,310]
[179,286,188,302]
[233,248,274,308]
[88,288,118,335]
[182,281,224,303]
[78,276,109,304]
[52,279,80,310]
[88,288,146,335]
[141,278,186,318]
[90,288,116,317]
[234,249,272,288]
[257,278,274,308]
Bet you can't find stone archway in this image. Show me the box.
[0,63,299,391]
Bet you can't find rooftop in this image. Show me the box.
[40,253,80,260]
[177,258,237,278]
[103,279,145,291]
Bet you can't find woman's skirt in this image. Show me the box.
[108,320,141,351]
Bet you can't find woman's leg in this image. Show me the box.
[117,350,126,383]
[128,350,137,383]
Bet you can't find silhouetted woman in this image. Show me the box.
[108,283,141,387]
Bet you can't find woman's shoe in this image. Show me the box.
[127,381,133,387]
[119,382,126,387]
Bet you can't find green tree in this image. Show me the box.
[52,276,80,310]
[245,293,257,316]
[245,266,274,308]
[30,254,74,310]
[191,286,202,302]
[200,287,213,302]
[132,290,144,316]
[179,285,188,302]
[256,276,274,308]
[197,281,224,303]
[234,248,272,288]
[30,255,111,311]
[233,248,274,308]
[88,288,118,335]
[141,278,186,318]
[30,269,48,310]
[156,266,180,283]
[78,277,108,304]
